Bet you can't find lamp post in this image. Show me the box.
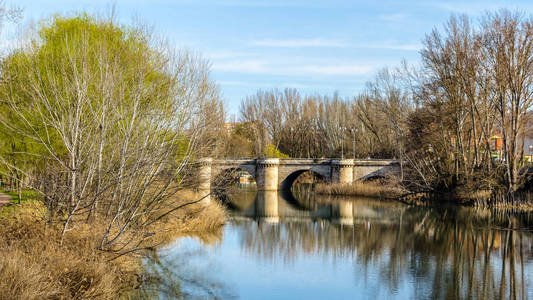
[350,128,357,160]
[341,127,346,159]
[289,126,294,157]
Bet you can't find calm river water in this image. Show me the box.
[140,186,533,299]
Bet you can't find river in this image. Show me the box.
[139,185,533,299]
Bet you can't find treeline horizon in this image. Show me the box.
[218,9,533,198]
[1,8,533,213]
[1,6,532,299]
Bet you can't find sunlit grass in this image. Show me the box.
[0,190,227,299]
[315,181,403,199]
[1,189,40,204]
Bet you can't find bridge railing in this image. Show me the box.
[211,158,398,165]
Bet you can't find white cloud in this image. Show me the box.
[213,60,267,73]
[250,38,420,51]
[219,80,349,91]
[431,1,533,15]
[299,64,373,76]
[218,80,250,86]
[251,38,347,48]
[203,49,256,59]
[280,82,346,90]
[358,42,422,51]
[212,59,375,76]
[178,0,342,8]
[124,0,333,8]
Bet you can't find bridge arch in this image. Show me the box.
[279,169,327,191]
[211,166,256,190]
[211,166,257,208]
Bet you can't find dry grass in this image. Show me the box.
[0,202,132,299]
[0,190,227,300]
[164,190,227,232]
[150,191,227,246]
[472,190,533,211]
[315,181,403,199]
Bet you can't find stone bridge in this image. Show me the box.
[230,190,406,225]
[198,158,398,191]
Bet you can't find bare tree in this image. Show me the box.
[482,10,533,192]
[0,15,224,249]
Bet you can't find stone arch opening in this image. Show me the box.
[213,167,256,187]
[280,169,327,191]
[279,169,327,210]
[212,167,256,206]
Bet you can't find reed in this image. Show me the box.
[315,181,403,199]
[473,190,533,211]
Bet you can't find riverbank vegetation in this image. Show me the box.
[0,191,226,299]
[227,10,533,206]
[0,11,228,298]
[315,180,403,199]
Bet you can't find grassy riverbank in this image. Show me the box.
[315,181,403,199]
[0,191,226,299]
[314,180,533,212]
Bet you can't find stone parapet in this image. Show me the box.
[353,159,396,166]
[257,158,280,167]
[331,159,355,167]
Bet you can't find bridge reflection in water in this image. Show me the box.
[139,187,533,300]
[223,186,405,226]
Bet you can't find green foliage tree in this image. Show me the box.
[0,13,223,247]
[264,144,289,158]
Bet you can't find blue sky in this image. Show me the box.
[6,0,533,116]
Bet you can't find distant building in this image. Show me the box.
[490,133,533,162]
[238,172,255,185]
[525,136,533,163]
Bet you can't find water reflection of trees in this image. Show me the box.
[137,250,236,300]
[135,234,237,300]
[236,205,533,299]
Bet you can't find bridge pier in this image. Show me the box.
[331,159,354,184]
[256,158,279,191]
[198,158,212,204]
[332,200,354,225]
[255,191,279,223]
